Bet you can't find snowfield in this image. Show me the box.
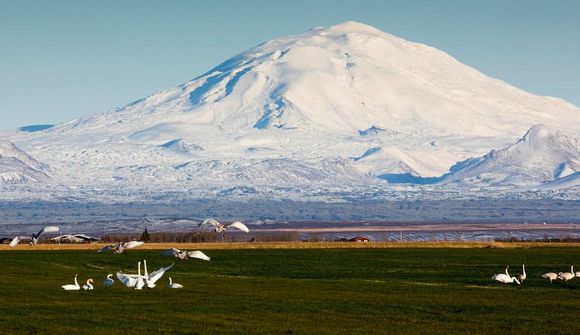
[0,21,578,202]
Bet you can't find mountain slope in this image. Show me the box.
[0,141,51,184]
[2,21,579,201]
[442,125,579,187]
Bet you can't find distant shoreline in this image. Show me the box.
[1,241,578,251]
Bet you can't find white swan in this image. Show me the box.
[143,260,174,288]
[492,267,520,285]
[62,274,81,291]
[199,219,250,236]
[557,265,575,282]
[116,261,145,288]
[82,279,94,290]
[164,248,210,261]
[98,241,145,254]
[541,272,558,284]
[104,274,114,288]
[516,264,526,283]
[167,277,183,289]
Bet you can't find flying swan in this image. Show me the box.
[198,219,250,237]
[163,248,211,261]
[98,241,145,254]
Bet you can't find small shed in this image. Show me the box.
[349,236,369,243]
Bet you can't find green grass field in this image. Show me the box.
[0,247,579,334]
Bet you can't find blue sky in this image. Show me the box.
[1,0,578,130]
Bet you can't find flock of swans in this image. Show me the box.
[59,218,236,292]
[9,226,60,247]
[492,264,579,285]
[116,259,177,289]
[62,257,194,291]
[9,218,250,248]
[61,274,94,291]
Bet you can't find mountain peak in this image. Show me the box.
[318,21,385,35]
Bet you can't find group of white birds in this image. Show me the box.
[116,259,182,289]
[540,265,578,284]
[58,218,247,292]
[62,259,186,291]
[10,218,250,248]
[8,226,60,247]
[492,264,579,285]
[61,275,95,291]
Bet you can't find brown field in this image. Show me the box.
[1,241,578,251]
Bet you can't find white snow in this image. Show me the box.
[0,141,51,184]
[441,125,579,187]
[1,21,579,201]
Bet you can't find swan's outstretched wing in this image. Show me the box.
[116,272,138,288]
[9,236,20,247]
[123,241,144,249]
[200,218,221,228]
[34,226,60,238]
[227,221,250,233]
[147,263,174,285]
[186,250,211,261]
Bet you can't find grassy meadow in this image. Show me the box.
[0,246,579,334]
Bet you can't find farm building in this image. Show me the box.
[51,234,100,244]
[349,236,370,242]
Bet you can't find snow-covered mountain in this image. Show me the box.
[442,125,579,186]
[2,21,579,201]
[0,141,50,184]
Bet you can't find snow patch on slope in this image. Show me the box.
[160,139,204,154]
[0,141,51,184]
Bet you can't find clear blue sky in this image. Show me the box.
[1,0,578,130]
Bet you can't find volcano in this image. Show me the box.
[2,21,579,201]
